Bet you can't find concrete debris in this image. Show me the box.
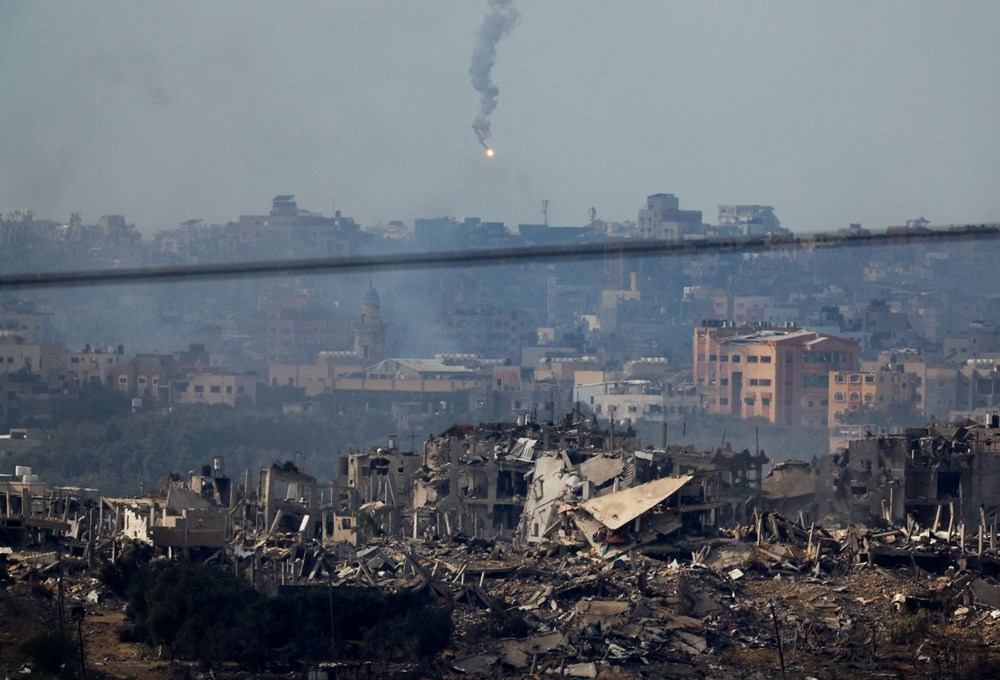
[6,413,1000,676]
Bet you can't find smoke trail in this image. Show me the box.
[470,0,518,149]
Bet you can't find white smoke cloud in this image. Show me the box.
[470,0,518,149]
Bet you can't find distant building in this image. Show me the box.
[573,379,664,423]
[353,285,387,363]
[958,359,1000,416]
[443,304,536,365]
[265,294,345,364]
[237,195,362,257]
[0,302,50,344]
[828,369,919,425]
[55,345,123,388]
[717,205,787,236]
[170,369,256,406]
[0,429,40,462]
[870,349,959,421]
[111,344,210,402]
[694,321,859,427]
[943,321,1000,362]
[637,194,703,241]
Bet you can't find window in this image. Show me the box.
[627,405,638,413]
[210,385,221,394]
[194,385,204,394]
[731,355,741,363]
[152,376,159,385]
[226,385,233,394]
[850,393,860,402]
[709,354,717,361]
[721,378,729,385]
[747,356,759,363]
[762,397,771,406]
[864,393,874,402]
[835,374,846,384]
[803,374,829,388]
[137,376,147,385]
[118,375,128,385]
[720,355,728,362]
[720,398,729,406]
[761,356,772,363]
[835,392,845,402]
[865,375,875,383]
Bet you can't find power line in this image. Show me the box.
[1,224,997,290]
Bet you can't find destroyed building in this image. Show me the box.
[100,459,233,554]
[11,415,1000,677]
[405,411,643,540]
[333,435,423,536]
[0,465,81,547]
[327,410,783,562]
[840,412,1000,529]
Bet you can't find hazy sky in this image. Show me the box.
[2,1,999,233]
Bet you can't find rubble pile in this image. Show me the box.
[232,510,1000,678]
[4,413,1000,676]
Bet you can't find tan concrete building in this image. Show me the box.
[55,346,123,388]
[694,323,859,427]
[828,369,919,425]
[637,193,703,241]
[0,337,48,376]
[171,370,256,406]
[870,349,959,420]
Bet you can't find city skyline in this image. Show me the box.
[2,2,999,233]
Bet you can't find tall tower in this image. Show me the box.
[354,285,387,363]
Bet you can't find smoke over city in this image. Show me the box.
[470,0,518,149]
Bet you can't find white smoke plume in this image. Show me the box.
[470,0,518,149]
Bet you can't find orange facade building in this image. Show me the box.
[694,323,859,427]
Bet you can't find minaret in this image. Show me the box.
[354,284,387,363]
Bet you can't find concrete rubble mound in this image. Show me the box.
[3,413,1000,677]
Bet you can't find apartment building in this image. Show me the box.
[171,370,256,406]
[827,369,919,425]
[110,344,210,402]
[573,380,665,423]
[871,349,959,420]
[694,322,859,427]
[637,193,703,241]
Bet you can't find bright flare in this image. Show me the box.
[485,147,495,157]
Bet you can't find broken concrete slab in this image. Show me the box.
[580,475,694,531]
